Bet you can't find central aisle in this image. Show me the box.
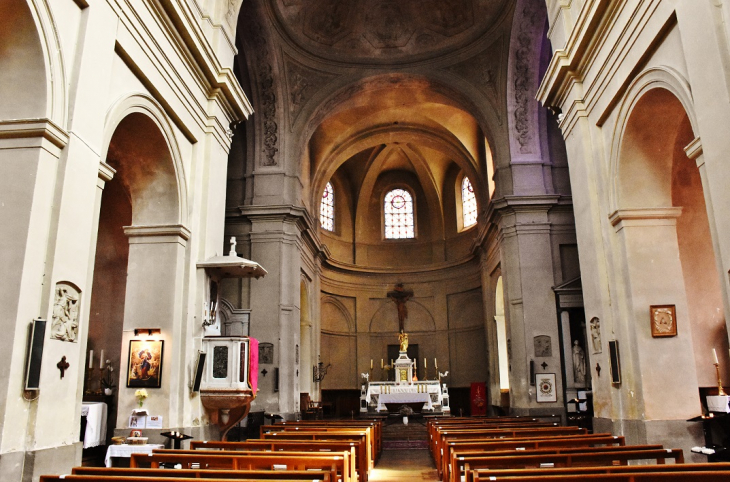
[369,449,440,482]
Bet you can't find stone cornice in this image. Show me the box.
[98,161,117,182]
[609,207,683,232]
[124,223,191,244]
[0,118,70,150]
[322,255,478,277]
[155,0,253,120]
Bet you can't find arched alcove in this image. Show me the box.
[0,0,47,119]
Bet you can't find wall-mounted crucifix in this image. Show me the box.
[57,356,69,379]
[387,283,413,332]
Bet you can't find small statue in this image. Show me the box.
[572,340,586,386]
[361,372,370,381]
[398,330,408,352]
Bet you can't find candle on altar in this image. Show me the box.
[714,348,719,365]
[89,350,94,369]
[424,358,427,369]
[434,358,438,369]
[381,359,384,368]
[100,350,105,369]
[414,359,417,370]
[391,359,394,366]
[370,359,373,369]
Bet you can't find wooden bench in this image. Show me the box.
[455,448,685,482]
[275,420,382,457]
[471,471,730,481]
[129,451,350,482]
[432,426,587,461]
[448,445,665,482]
[263,425,376,466]
[71,466,332,480]
[41,477,321,482]
[190,439,369,482]
[261,429,372,472]
[467,462,730,481]
[437,434,625,479]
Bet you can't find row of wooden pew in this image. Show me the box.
[427,416,730,481]
[40,419,382,482]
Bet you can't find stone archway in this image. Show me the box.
[611,78,722,422]
[89,100,188,431]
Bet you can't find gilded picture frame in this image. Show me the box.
[126,339,164,388]
[650,305,677,338]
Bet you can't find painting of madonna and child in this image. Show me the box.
[127,340,164,388]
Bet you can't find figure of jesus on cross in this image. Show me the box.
[387,283,414,332]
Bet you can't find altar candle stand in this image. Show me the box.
[161,431,193,449]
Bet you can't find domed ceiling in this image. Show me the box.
[268,0,511,64]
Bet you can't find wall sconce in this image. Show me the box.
[134,328,161,338]
[313,357,331,383]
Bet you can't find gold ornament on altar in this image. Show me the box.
[398,331,408,352]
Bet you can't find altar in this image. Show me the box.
[361,331,449,413]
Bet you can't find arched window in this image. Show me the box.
[461,176,477,228]
[320,182,334,232]
[384,188,414,239]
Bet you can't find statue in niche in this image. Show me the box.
[533,335,552,357]
[590,317,602,354]
[50,283,80,342]
[572,340,586,386]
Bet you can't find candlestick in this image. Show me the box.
[100,350,105,369]
[434,358,438,369]
[714,348,719,365]
[370,359,373,370]
[715,361,727,396]
[89,349,94,369]
[414,359,417,370]
[381,359,384,369]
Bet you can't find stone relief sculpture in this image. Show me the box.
[572,340,586,386]
[533,335,552,357]
[50,282,80,342]
[590,317,602,354]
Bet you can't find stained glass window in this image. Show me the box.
[462,176,477,228]
[320,182,334,232]
[384,188,414,239]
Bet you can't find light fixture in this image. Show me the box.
[134,328,161,337]
[312,357,331,383]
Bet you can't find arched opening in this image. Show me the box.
[0,0,47,119]
[615,86,725,415]
[88,109,185,434]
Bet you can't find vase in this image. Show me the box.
[104,388,112,396]
[403,416,408,425]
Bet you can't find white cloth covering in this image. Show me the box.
[105,444,164,467]
[81,402,108,449]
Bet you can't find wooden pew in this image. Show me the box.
[454,448,685,482]
[41,477,321,482]
[471,471,730,481]
[71,466,332,480]
[261,429,372,472]
[448,445,665,482]
[274,420,382,457]
[190,439,369,482]
[437,434,625,480]
[262,425,376,466]
[130,451,350,482]
[467,462,730,482]
[432,426,588,462]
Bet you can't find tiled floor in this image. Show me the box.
[370,448,440,482]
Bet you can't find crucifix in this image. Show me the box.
[387,283,413,332]
[57,356,69,379]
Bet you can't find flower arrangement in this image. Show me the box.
[398,404,414,417]
[135,389,148,407]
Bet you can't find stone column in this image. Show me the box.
[118,224,190,426]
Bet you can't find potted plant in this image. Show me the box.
[398,404,414,425]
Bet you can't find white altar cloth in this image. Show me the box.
[105,444,164,467]
[379,392,430,407]
[81,402,107,449]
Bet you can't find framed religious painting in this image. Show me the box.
[127,339,164,388]
[650,305,677,337]
[535,373,557,403]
